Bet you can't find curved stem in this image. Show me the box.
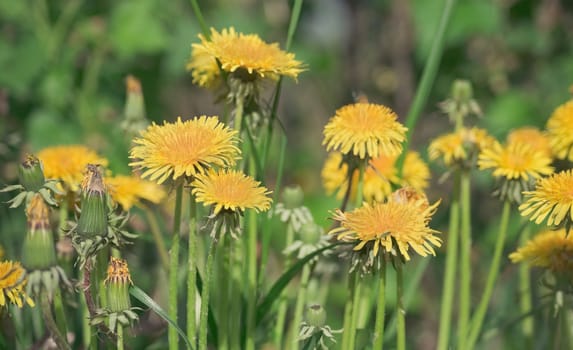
[41,291,71,350]
[396,262,406,350]
[466,200,511,349]
[457,171,472,349]
[199,238,217,350]
[168,184,184,350]
[396,0,457,176]
[373,262,387,349]
[187,193,198,345]
[436,173,461,350]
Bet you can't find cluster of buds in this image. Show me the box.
[91,257,139,332]
[23,194,70,296]
[67,165,136,266]
[0,155,61,208]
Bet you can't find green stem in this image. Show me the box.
[234,95,244,134]
[217,236,230,350]
[142,205,170,271]
[436,173,461,350]
[117,325,124,350]
[341,272,357,350]
[373,262,387,349]
[396,0,457,176]
[274,222,296,347]
[466,200,511,349]
[348,277,363,348]
[188,193,198,345]
[41,291,71,350]
[457,171,472,349]
[518,224,533,342]
[168,184,184,350]
[79,269,91,349]
[53,289,69,341]
[289,263,312,347]
[355,161,366,208]
[245,206,258,350]
[396,263,406,350]
[58,199,68,239]
[199,238,217,350]
[188,0,210,39]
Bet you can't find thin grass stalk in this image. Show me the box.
[396,262,406,350]
[187,193,198,345]
[518,224,533,341]
[40,291,71,350]
[274,221,296,347]
[168,184,184,350]
[436,173,461,350]
[396,0,457,176]
[289,262,312,347]
[373,261,387,349]
[188,0,209,39]
[466,200,511,349]
[142,205,170,271]
[457,171,472,349]
[199,235,218,350]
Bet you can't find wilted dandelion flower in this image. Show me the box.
[546,100,573,161]
[0,260,34,308]
[129,116,240,184]
[520,170,573,228]
[107,175,166,210]
[329,196,441,261]
[38,145,108,192]
[509,229,573,273]
[429,127,495,168]
[192,170,272,238]
[187,27,305,87]
[323,103,407,160]
[507,127,552,157]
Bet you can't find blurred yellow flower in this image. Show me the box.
[38,145,108,192]
[321,151,429,203]
[478,141,553,181]
[509,228,573,273]
[429,127,495,167]
[107,175,166,210]
[323,103,407,160]
[547,100,573,161]
[0,260,35,308]
[329,198,441,261]
[520,170,573,227]
[506,127,552,157]
[192,169,272,215]
[129,116,240,184]
[187,27,304,87]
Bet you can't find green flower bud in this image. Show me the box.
[306,304,326,328]
[281,185,305,210]
[23,194,57,270]
[19,155,45,192]
[451,79,473,103]
[105,257,133,313]
[299,222,322,245]
[77,165,108,237]
[121,75,149,138]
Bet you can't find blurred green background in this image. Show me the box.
[1,0,572,348]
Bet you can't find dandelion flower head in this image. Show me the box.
[107,175,166,210]
[129,116,240,184]
[520,170,573,227]
[429,127,495,168]
[509,228,573,273]
[546,100,573,161]
[507,127,552,157]
[0,260,35,308]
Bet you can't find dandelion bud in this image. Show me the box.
[121,75,148,138]
[18,155,45,192]
[306,304,326,328]
[451,79,473,103]
[23,194,57,270]
[77,164,108,238]
[299,222,322,245]
[281,185,304,210]
[105,257,132,313]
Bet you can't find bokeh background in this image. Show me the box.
[1,0,572,348]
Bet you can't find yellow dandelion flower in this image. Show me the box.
[0,260,35,308]
[129,116,240,184]
[329,199,441,261]
[509,228,573,272]
[429,127,495,167]
[321,151,429,203]
[187,27,304,86]
[506,127,552,157]
[478,141,553,181]
[323,103,407,159]
[520,170,573,227]
[547,100,573,161]
[192,169,272,215]
[107,175,166,210]
[38,145,108,192]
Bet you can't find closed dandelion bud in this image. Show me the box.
[77,164,108,238]
[306,304,326,328]
[19,155,45,192]
[23,194,57,270]
[299,222,322,245]
[282,185,304,210]
[451,79,473,103]
[105,257,132,313]
[121,75,148,138]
